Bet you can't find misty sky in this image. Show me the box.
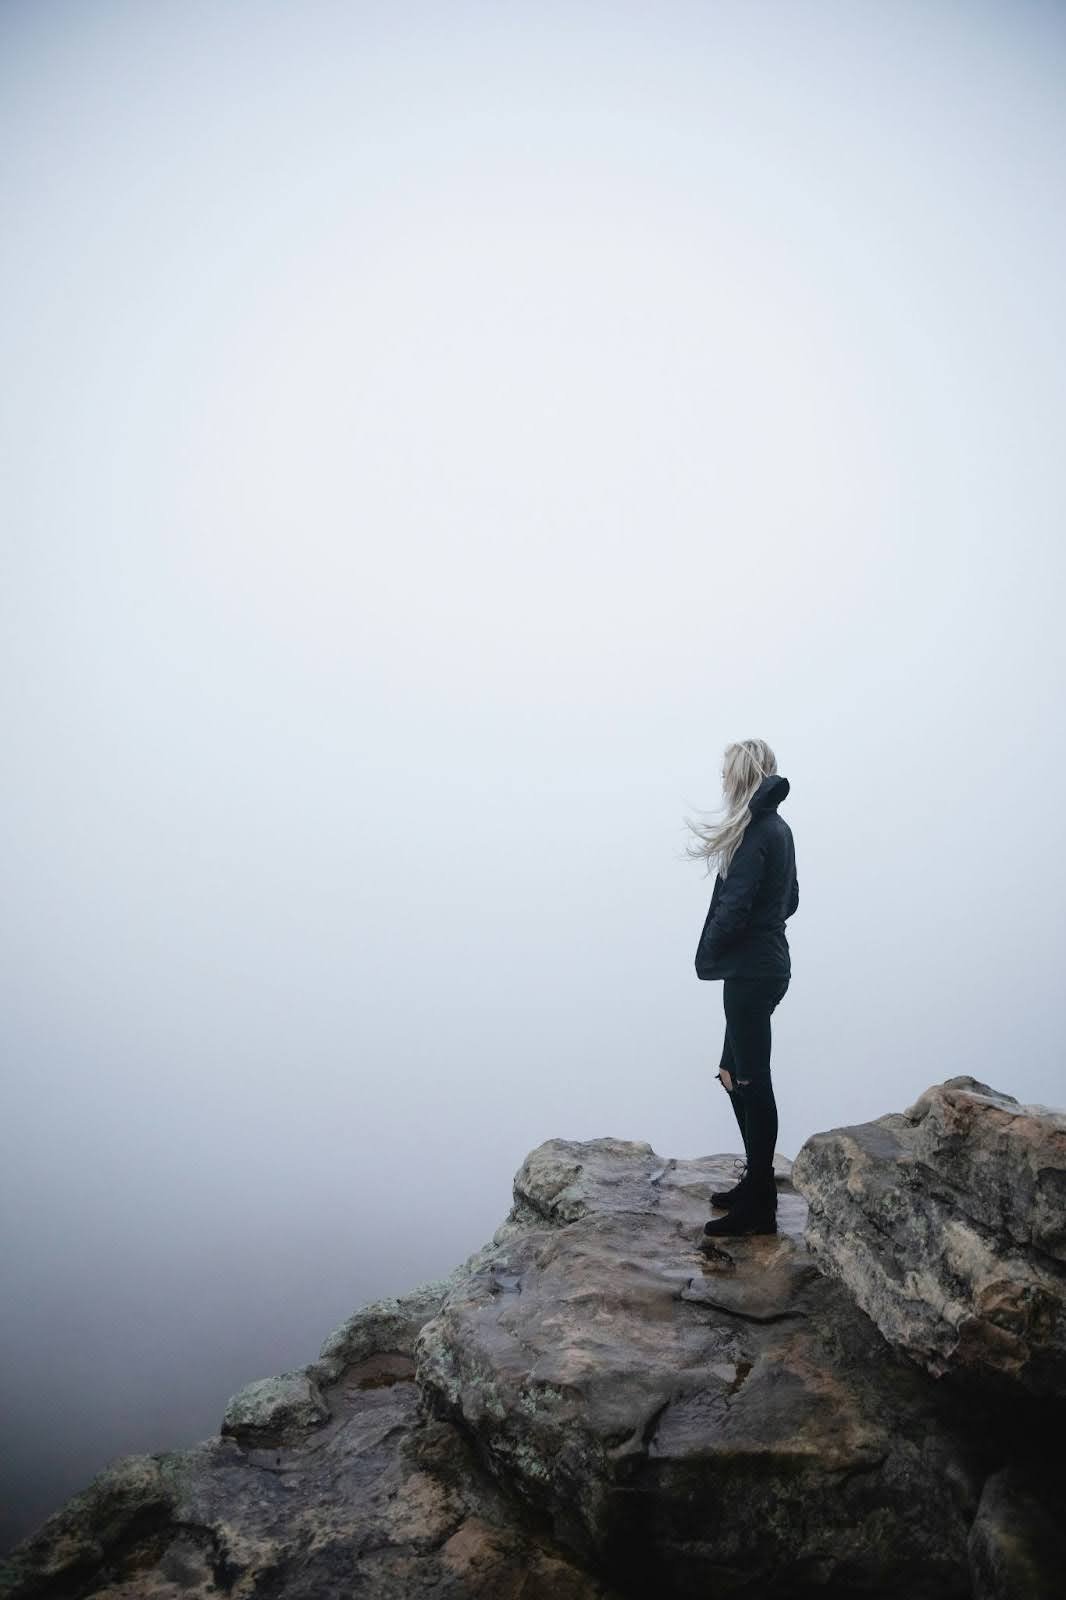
[2,0,1065,1551]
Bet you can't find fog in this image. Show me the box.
[2,0,1064,1552]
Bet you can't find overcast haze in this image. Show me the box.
[2,0,1065,1552]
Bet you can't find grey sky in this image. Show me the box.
[2,0,1064,1550]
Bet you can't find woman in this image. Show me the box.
[684,739,799,1238]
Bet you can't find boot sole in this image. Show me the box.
[700,1218,778,1242]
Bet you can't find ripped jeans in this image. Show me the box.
[716,975,790,1191]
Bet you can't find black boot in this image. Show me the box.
[713,1075,779,1218]
[710,1166,778,1211]
[710,1158,750,1207]
[702,1172,777,1237]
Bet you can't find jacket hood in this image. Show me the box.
[748,773,790,813]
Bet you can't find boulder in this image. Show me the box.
[220,1370,330,1447]
[791,1076,1066,1396]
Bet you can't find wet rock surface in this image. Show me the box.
[0,1317,619,1600]
[4,1088,1065,1598]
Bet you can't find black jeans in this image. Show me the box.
[716,975,790,1193]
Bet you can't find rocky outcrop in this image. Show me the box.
[3,1083,1064,1599]
[791,1076,1066,1396]
[414,1137,988,1597]
[0,1261,619,1600]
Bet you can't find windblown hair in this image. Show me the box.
[681,739,778,879]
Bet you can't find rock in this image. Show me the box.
[4,1092,1064,1598]
[0,1356,618,1599]
[414,1136,987,1598]
[967,1460,1066,1600]
[221,1371,331,1446]
[904,1078,1066,1260]
[309,1241,525,1390]
[790,1076,1066,1395]
[0,1453,186,1599]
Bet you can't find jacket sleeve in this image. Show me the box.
[787,872,799,919]
[698,830,769,961]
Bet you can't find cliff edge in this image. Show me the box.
[2,1076,1064,1599]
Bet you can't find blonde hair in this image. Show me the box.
[681,738,778,879]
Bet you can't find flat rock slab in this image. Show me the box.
[791,1076,1066,1395]
[415,1137,988,1598]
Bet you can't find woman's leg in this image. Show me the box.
[722,978,788,1208]
[716,1002,749,1158]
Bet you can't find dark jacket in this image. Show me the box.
[694,773,798,981]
